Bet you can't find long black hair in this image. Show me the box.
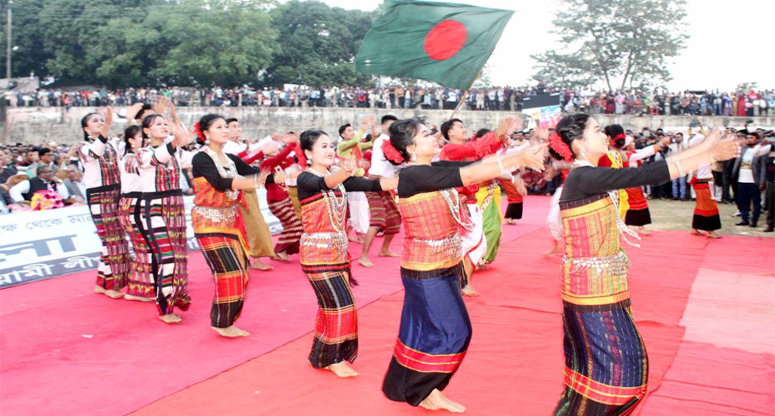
[388,119,423,165]
[555,114,591,159]
[123,125,142,156]
[80,112,99,141]
[603,124,626,148]
[197,114,225,145]
[141,114,165,142]
[300,129,328,161]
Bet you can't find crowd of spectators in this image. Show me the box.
[4,84,774,117]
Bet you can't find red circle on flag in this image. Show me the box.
[423,20,467,61]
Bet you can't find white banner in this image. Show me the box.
[0,190,281,288]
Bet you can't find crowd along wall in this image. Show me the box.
[4,106,775,145]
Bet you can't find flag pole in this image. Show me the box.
[449,64,486,120]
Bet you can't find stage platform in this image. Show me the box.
[1,196,772,416]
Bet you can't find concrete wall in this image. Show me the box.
[3,106,774,145]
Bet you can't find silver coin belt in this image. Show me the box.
[412,235,463,258]
[192,206,238,223]
[301,232,349,252]
[563,250,630,275]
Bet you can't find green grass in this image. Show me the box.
[646,198,774,238]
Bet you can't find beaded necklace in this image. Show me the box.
[204,147,239,201]
[307,167,348,233]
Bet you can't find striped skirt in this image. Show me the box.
[87,185,130,291]
[553,298,648,416]
[141,191,191,316]
[366,189,401,235]
[303,264,358,368]
[197,232,249,328]
[119,193,154,298]
[383,271,472,406]
[692,180,721,231]
[624,187,651,226]
[268,196,303,255]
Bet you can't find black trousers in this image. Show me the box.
[738,182,761,224]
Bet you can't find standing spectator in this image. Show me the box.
[733,132,771,227]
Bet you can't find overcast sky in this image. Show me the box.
[321,0,774,91]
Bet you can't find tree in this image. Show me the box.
[736,82,758,93]
[146,0,278,87]
[532,0,687,91]
[266,0,376,87]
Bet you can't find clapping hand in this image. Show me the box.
[341,156,356,175]
[170,121,192,149]
[710,134,741,162]
[515,143,548,172]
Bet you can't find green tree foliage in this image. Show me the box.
[532,0,687,91]
[266,0,375,87]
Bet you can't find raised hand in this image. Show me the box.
[152,96,171,116]
[514,143,547,172]
[341,156,356,175]
[703,128,723,149]
[261,141,279,156]
[125,102,144,123]
[710,136,741,162]
[170,122,192,149]
[496,116,517,137]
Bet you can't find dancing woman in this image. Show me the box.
[296,130,397,378]
[137,114,194,323]
[79,108,130,299]
[599,125,669,235]
[191,114,279,337]
[118,125,154,302]
[381,119,545,413]
[550,114,739,416]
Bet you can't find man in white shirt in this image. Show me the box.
[358,115,401,268]
[10,166,68,204]
[732,132,772,227]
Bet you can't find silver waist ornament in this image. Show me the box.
[301,231,349,252]
[193,205,238,223]
[563,250,630,276]
[412,235,463,258]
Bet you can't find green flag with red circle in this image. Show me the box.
[355,0,513,89]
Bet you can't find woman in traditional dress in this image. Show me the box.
[688,131,724,239]
[380,119,546,413]
[260,138,304,262]
[191,114,281,337]
[136,113,195,324]
[599,125,670,235]
[296,130,397,378]
[79,108,130,299]
[118,125,153,302]
[550,114,739,416]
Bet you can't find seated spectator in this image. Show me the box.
[9,166,68,205]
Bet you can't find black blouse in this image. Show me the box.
[192,152,273,191]
[396,161,472,199]
[297,171,383,200]
[560,160,671,203]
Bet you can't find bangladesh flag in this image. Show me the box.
[355,0,513,89]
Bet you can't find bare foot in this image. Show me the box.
[691,229,704,237]
[251,258,274,271]
[273,251,291,262]
[159,313,182,324]
[543,247,559,256]
[94,286,124,299]
[212,326,250,337]
[358,257,374,268]
[505,218,516,225]
[124,294,154,302]
[638,227,651,236]
[419,389,466,413]
[326,362,358,378]
[707,231,721,239]
[461,286,480,297]
[378,250,400,258]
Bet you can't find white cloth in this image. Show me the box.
[547,186,564,242]
[10,179,69,202]
[119,153,143,193]
[79,139,121,189]
[347,191,370,234]
[688,134,712,180]
[461,204,487,268]
[368,134,398,178]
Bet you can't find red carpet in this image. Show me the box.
[1,196,773,416]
